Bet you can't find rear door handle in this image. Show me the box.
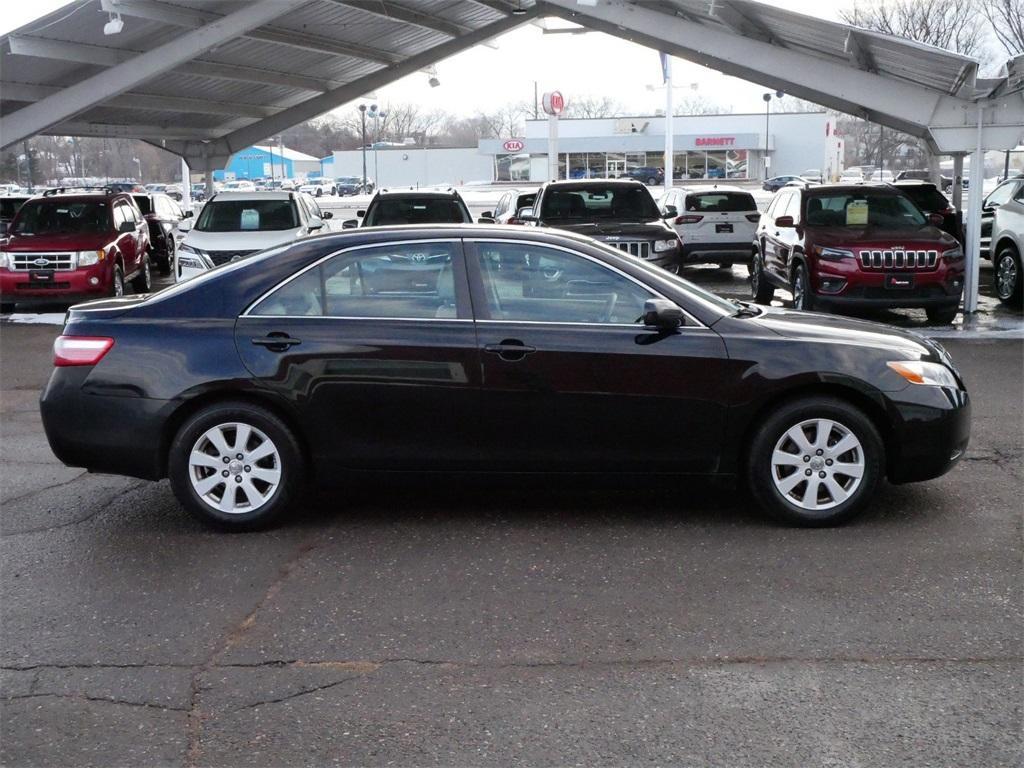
[251,333,301,351]
[484,339,536,361]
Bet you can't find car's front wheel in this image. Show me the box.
[994,246,1023,307]
[131,255,152,293]
[168,402,305,530]
[791,262,815,311]
[747,397,883,526]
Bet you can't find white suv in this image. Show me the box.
[657,186,760,269]
[299,179,336,197]
[175,191,332,281]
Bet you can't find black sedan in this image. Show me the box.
[40,226,970,530]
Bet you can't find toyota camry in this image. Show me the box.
[40,225,970,530]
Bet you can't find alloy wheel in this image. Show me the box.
[771,418,865,511]
[113,271,124,297]
[997,253,1018,300]
[750,258,761,295]
[188,422,282,514]
[793,269,806,309]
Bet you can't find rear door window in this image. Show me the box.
[685,192,757,212]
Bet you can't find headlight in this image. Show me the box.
[887,361,959,388]
[0,251,8,270]
[76,249,105,266]
[176,255,206,270]
[653,239,678,253]
[942,245,964,261]
[180,243,205,256]
[814,246,855,261]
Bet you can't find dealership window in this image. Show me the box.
[495,153,531,182]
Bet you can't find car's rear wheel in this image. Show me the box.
[925,304,959,324]
[168,402,304,530]
[791,262,815,311]
[750,250,774,304]
[747,397,883,526]
[994,246,1023,307]
[131,255,152,293]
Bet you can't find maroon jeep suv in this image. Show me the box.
[0,188,152,313]
[751,184,965,323]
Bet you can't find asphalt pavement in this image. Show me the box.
[1,313,1022,766]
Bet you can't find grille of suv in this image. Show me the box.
[206,249,258,266]
[10,252,75,271]
[858,249,938,270]
[606,241,651,260]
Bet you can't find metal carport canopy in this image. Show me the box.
[1,0,1023,311]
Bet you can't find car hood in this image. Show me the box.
[544,220,673,238]
[748,305,945,362]
[809,225,955,248]
[3,232,113,252]
[183,229,301,251]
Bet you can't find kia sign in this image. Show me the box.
[542,91,565,116]
[502,139,525,152]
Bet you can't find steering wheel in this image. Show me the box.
[601,292,619,323]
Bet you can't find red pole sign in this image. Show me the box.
[541,91,565,116]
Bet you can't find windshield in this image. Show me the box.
[540,185,661,221]
[11,200,110,235]
[337,177,360,184]
[805,192,927,228]
[364,196,471,226]
[195,200,298,232]
[897,186,949,212]
[0,198,28,219]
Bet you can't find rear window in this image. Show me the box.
[540,185,660,221]
[195,200,298,232]
[11,200,110,235]
[685,192,756,212]
[897,186,948,213]
[805,192,926,228]
[364,196,471,226]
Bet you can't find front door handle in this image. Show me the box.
[484,339,536,361]
[251,333,301,352]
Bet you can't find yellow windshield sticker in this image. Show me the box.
[846,200,868,225]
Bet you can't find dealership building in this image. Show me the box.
[325,111,841,188]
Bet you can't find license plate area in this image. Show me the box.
[715,223,733,233]
[28,269,56,283]
[885,273,915,290]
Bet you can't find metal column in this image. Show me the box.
[963,106,986,313]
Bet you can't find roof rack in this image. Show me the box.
[42,185,117,197]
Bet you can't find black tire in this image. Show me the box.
[168,401,305,531]
[718,261,734,270]
[158,238,174,276]
[747,396,883,526]
[315,188,322,197]
[130,255,152,293]
[925,304,959,324]
[791,261,815,311]
[110,264,125,298]
[647,177,657,186]
[994,246,1023,308]
[0,302,15,314]
[750,249,774,304]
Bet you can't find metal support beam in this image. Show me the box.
[844,31,877,74]
[200,7,538,160]
[3,82,277,118]
[709,0,781,46]
[462,0,516,15]
[105,0,399,65]
[45,122,235,140]
[963,107,986,313]
[0,0,307,150]
[7,37,336,93]
[331,0,472,38]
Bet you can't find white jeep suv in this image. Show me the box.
[298,179,336,197]
[175,192,331,281]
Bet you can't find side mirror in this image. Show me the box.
[342,219,359,229]
[481,211,493,219]
[356,210,365,218]
[477,217,495,224]
[182,210,193,219]
[927,212,944,226]
[661,204,678,220]
[642,298,684,330]
[517,207,537,222]
[118,220,135,233]
[308,220,325,231]
[774,215,794,228]
[321,211,333,220]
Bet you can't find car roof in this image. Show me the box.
[210,191,293,201]
[543,178,647,189]
[372,189,463,198]
[681,185,750,194]
[804,183,900,195]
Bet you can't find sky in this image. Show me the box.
[0,0,991,123]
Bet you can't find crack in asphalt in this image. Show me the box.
[233,671,377,711]
[184,534,323,768]
[0,470,88,507]
[2,692,187,712]
[0,481,147,537]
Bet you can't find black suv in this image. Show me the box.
[343,189,473,228]
[131,193,192,275]
[523,180,681,271]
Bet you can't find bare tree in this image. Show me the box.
[476,102,532,140]
[773,96,826,114]
[673,93,731,116]
[983,0,1024,55]
[840,0,989,60]
[561,96,624,119]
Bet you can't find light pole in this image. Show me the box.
[358,104,368,193]
[132,157,142,182]
[763,90,783,180]
[374,108,387,189]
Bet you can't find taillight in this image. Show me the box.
[746,213,761,223]
[53,336,114,367]
[674,215,703,225]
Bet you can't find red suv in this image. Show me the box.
[0,188,152,313]
[751,184,964,324]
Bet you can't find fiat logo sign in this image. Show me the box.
[541,91,565,116]
[502,139,525,152]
